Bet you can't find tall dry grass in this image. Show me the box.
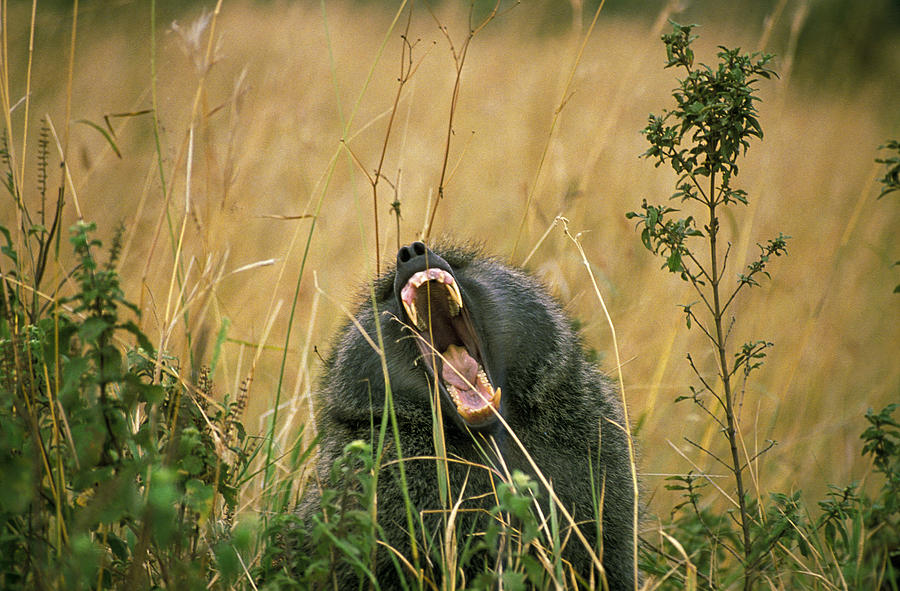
[3,0,898,526]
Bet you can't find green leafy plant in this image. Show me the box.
[627,22,785,590]
[257,440,400,590]
[876,140,900,293]
[876,140,900,200]
[859,404,900,575]
[469,470,554,591]
[0,220,257,590]
[257,451,565,591]
[799,404,900,588]
[632,23,900,591]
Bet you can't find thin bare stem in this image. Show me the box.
[706,172,754,588]
[511,0,606,261]
[424,1,503,240]
[17,0,37,199]
[684,436,732,472]
[560,216,639,587]
[369,7,415,274]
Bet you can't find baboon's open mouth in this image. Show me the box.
[399,267,501,428]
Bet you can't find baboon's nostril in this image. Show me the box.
[398,246,411,263]
[397,241,428,265]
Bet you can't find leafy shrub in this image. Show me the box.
[256,439,561,591]
[0,220,256,590]
[633,22,899,591]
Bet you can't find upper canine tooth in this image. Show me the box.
[403,300,419,329]
[446,281,463,311]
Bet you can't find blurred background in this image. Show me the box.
[3,0,898,516]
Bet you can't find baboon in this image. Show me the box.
[301,241,637,589]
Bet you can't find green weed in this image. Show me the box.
[633,23,899,591]
[0,106,257,589]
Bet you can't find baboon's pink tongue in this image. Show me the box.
[441,344,478,391]
[440,345,500,424]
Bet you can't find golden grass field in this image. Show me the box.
[3,0,898,522]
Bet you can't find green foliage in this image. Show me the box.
[470,471,551,590]
[627,22,779,288]
[257,448,569,590]
[633,23,899,590]
[0,221,256,590]
[642,406,900,590]
[876,140,900,200]
[305,440,381,587]
[256,440,385,589]
[875,140,900,293]
[861,404,900,541]
[797,405,900,589]
[629,23,784,589]
[645,24,775,188]
[0,122,65,323]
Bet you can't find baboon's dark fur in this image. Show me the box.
[301,242,636,589]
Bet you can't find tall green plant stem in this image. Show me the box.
[632,22,781,588]
[706,173,753,590]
